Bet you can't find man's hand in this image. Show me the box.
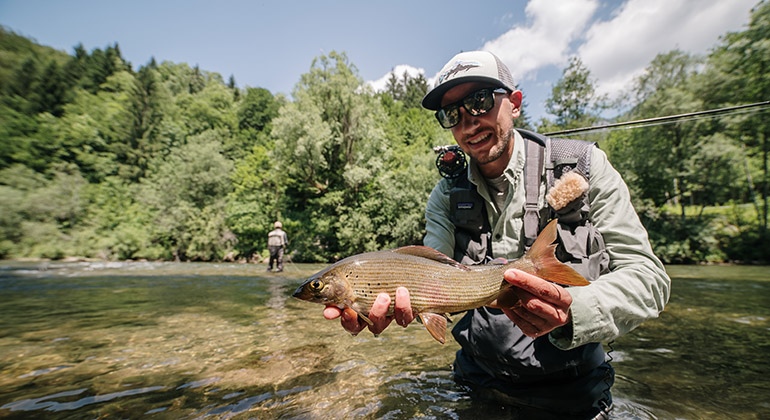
[501,268,573,338]
[323,286,415,336]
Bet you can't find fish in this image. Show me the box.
[292,219,588,344]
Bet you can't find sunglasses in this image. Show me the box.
[435,87,509,129]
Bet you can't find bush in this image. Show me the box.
[640,207,725,264]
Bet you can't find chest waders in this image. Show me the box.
[444,129,613,416]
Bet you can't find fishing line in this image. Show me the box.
[545,100,770,138]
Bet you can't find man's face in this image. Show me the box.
[440,83,521,177]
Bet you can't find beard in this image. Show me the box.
[473,126,514,166]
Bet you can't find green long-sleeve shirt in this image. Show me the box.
[423,130,670,350]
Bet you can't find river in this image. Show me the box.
[0,261,767,419]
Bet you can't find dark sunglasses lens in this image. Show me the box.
[464,89,494,116]
[436,88,498,128]
[436,106,459,128]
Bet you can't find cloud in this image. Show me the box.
[483,0,599,82]
[364,0,756,121]
[579,0,756,97]
[369,0,599,92]
[366,64,425,92]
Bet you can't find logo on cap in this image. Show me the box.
[437,60,481,85]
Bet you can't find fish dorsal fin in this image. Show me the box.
[488,257,508,265]
[391,246,470,271]
[418,312,448,344]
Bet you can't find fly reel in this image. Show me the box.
[433,145,467,179]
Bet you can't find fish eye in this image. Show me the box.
[309,279,324,291]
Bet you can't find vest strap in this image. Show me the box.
[523,139,544,248]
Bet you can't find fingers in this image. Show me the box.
[340,307,366,335]
[502,301,564,338]
[366,293,394,335]
[491,286,521,308]
[504,269,572,309]
[394,287,414,327]
[323,306,342,320]
[502,269,573,338]
[326,287,415,339]
[324,305,368,335]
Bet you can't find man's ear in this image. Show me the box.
[509,90,523,109]
[510,90,523,118]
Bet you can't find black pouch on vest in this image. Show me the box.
[449,186,492,265]
[450,187,485,231]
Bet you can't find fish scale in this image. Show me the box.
[339,252,507,315]
[292,219,589,344]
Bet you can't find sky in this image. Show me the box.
[0,0,759,122]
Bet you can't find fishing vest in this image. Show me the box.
[267,229,286,247]
[447,129,610,381]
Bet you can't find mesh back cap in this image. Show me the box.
[422,51,516,110]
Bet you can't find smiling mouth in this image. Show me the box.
[467,132,492,147]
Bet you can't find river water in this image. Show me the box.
[0,261,767,419]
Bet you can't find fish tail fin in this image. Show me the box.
[524,219,590,286]
[418,312,448,344]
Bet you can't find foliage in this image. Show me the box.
[1,6,769,264]
[540,56,606,131]
[266,51,438,261]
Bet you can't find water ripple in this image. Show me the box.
[197,386,311,418]
[17,365,73,378]
[1,386,166,412]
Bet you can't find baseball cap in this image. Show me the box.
[422,51,516,110]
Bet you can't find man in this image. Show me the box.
[324,51,670,419]
[267,221,288,272]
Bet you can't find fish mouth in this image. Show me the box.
[292,282,309,299]
[292,274,322,300]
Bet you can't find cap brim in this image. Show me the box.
[421,76,508,110]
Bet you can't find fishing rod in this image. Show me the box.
[544,100,770,137]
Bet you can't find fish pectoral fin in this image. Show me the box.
[418,312,448,344]
[344,307,374,326]
[391,246,471,271]
[357,312,374,326]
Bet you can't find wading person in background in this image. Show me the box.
[323,51,670,419]
[267,221,288,272]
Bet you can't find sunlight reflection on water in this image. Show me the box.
[0,261,767,419]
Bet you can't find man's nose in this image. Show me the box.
[456,106,479,131]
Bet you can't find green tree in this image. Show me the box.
[0,164,48,258]
[50,70,136,182]
[270,51,391,259]
[378,99,445,247]
[700,0,770,234]
[607,51,706,215]
[226,141,281,261]
[230,87,281,160]
[384,69,428,109]
[541,56,606,131]
[140,130,235,261]
[238,87,280,133]
[116,59,172,181]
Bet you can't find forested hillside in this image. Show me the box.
[1,1,768,263]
